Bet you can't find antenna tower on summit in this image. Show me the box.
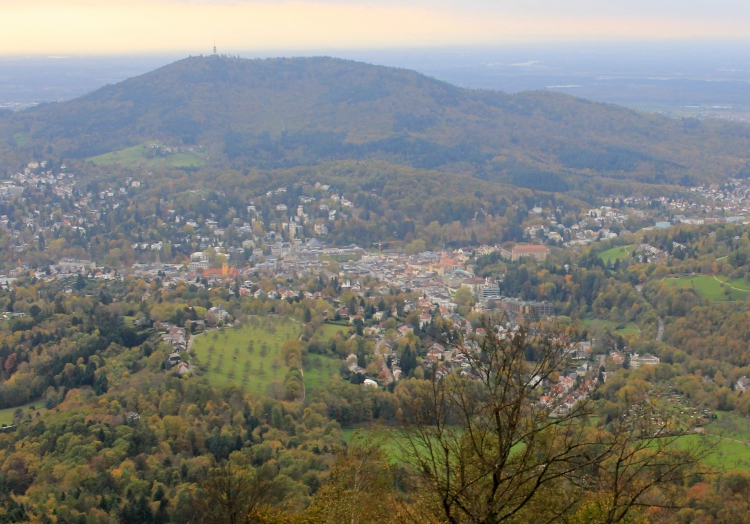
[213,41,217,55]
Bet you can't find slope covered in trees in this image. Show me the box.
[2,55,750,189]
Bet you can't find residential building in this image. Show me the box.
[500,244,551,262]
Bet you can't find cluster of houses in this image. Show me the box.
[422,342,474,380]
[541,375,597,418]
[52,258,96,275]
[608,350,660,370]
[160,324,191,375]
[636,242,685,264]
[680,179,750,221]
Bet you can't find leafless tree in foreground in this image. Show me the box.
[395,317,714,524]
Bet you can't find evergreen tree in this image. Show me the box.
[401,344,416,376]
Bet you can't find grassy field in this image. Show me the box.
[315,323,350,341]
[13,132,30,148]
[344,412,750,471]
[664,275,746,301]
[0,401,46,426]
[670,413,750,470]
[191,316,302,394]
[705,412,750,439]
[582,318,640,336]
[674,434,750,470]
[342,427,394,442]
[598,244,634,264]
[303,354,342,391]
[342,428,404,459]
[617,323,641,336]
[88,143,207,169]
[716,275,750,292]
[341,427,522,464]
[192,316,342,394]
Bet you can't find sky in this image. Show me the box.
[2,0,750,55]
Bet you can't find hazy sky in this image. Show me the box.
[2,0,750,54]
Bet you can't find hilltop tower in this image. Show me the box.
[213,41,217,55]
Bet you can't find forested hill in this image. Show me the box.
[3,55,750,189]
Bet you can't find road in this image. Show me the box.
[656,317,664,342]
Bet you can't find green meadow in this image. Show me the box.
[664,275,747,301]
[341,428,411,462]
[191,316,301,394]
[678,430,750,471]
[716,274,750,292]
[315,323,350,341]
[341,427,524,465]
[303,354,342,391]
[598,244,634,264]
[88,142,207,169]
[191,316,341,394]
[13,132,30,148]
[616,323,641,336]
[0,400,46,426]
[343,416,750,471]
[582,318,640,337]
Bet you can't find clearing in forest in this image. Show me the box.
[191,316,340,393]
[665,275,746,301]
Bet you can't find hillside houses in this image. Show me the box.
[500,244,550,262]
[630,353,660,369]
[160,324,188,370]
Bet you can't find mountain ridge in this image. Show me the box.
[2,55,750,190]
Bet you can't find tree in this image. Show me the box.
[395,316,713,524]
[400,344,416,377]
[119,493,154,524]
[0,498,28,523]
[281,340,302,368]
[307,438,397,523]
[4,353,17,374]
[194,463,287,524]
[405,239,427,256]
[454,287,473,308]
